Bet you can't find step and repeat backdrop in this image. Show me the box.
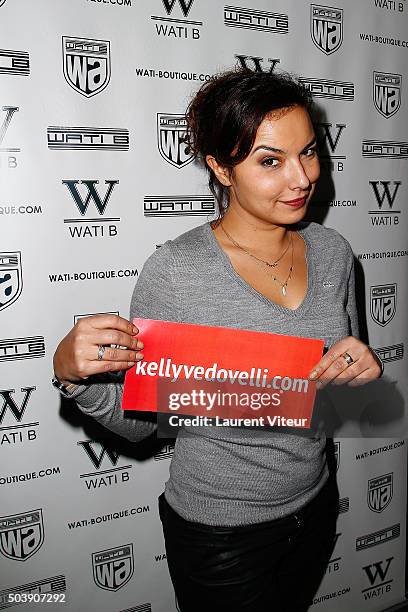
[0,0,407,610]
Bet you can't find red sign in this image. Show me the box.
[122,319,323,428]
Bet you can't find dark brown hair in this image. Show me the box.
[185,68,313,220]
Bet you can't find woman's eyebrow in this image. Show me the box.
[252,137,317,155]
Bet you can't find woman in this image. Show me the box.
[53,69,383,611]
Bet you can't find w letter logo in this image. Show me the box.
[62,180,118,216]
[162,0,195,17]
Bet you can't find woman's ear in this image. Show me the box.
[206,155,232,187]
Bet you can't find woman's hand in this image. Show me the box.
[53,314,144,386]
[308,336,382,389]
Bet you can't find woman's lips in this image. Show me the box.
[280,197,307,208]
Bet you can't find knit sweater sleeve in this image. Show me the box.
[64,242,177,442]
[346,248,359,339]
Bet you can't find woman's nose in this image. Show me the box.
[287,159,311,190]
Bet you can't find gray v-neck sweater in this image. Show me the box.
[69,221,358,526]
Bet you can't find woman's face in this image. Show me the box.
[222,105,320,226]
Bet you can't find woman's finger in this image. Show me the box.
[308,337,376,388]
[309,337,361,379]
[314,352,360,388]
[83,329,143,351]
[331,364,371,386]
[81,313,138,335]
[79,360,137,377]
[89,345,144,363]
[91,329,143,349]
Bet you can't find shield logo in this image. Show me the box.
[370,284,397,327]
[373,71,402,118]
[0,509,44,561]
[157,113,194,169]
[311,5,343,55]
[0,252,23,312]
[368,473,393,513]
[62,36,111,98]
[334,441,340,471]
[92,544,134,591]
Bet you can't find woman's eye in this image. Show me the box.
[261,157,279,168]
[304,147,318,157]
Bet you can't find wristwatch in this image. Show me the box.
[370,348,385,377]
[52,374,76,395]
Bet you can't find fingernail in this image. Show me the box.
[128,362,135,367]
[136,352,144,360]
[309,370,318,380]
[137,341,144,349]
[132,325,138,334]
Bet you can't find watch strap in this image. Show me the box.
[52,375,77,395]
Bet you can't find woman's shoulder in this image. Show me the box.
[169,222,210,251]
[141,222,210,271]
[298,221,353,259]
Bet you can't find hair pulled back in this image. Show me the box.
[185,68,313,221]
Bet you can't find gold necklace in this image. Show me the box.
[220,224,294,296]
[220,224,291,268]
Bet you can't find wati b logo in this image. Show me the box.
[0,105,19,169]
[162,0,194,17]
[362,557,394,599]
[118,606,152,612]
[157,114,194,169]
[370,284,397,327]
[77,440,132,490]
[224,7,289,34]
[144,195,215,218]
[368,473,393,512]
[314,121,346,172]
[311,5,343,55]
[152,0,202,40]
[62,180,119,238]
[154,443,175,461]
[0,48,30,76]
[373,72,401,118]
[300,76,354,101]
[62,37,111,98]
[356,524,400,551]
[0,509,44,561]
[0,252,22,312]
[0,386,38,446]
[369,180,401,227]
[326,533,342,575]
[92,544,134,591]
[0,387,35,425]
[235,55,280,73]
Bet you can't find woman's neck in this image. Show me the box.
[215,207,291,256]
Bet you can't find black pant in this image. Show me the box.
[158,478,339,612]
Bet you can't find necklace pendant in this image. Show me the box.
[282,285,287,297]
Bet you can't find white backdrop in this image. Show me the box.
[0,1,407,611]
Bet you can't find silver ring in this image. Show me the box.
[342,352,354,366]
[97,345,106,361]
